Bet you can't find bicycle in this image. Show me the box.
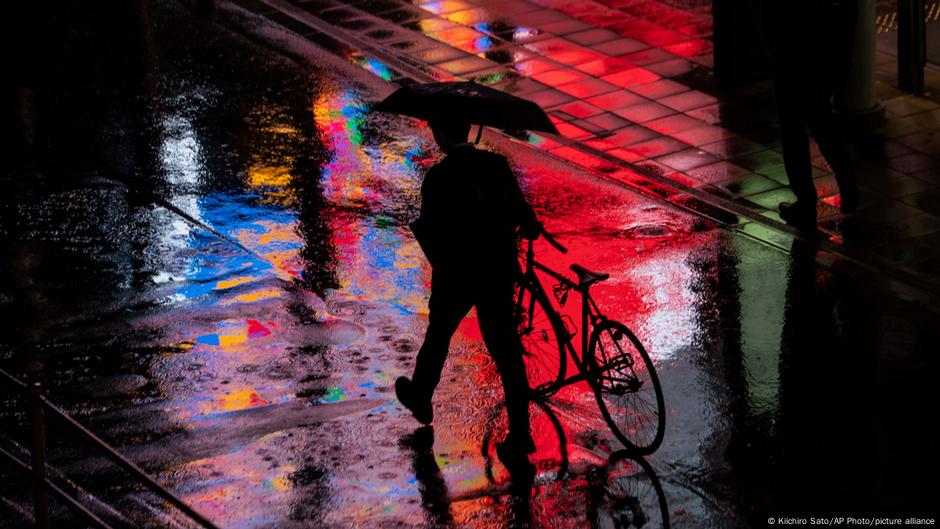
[514,229,666,455]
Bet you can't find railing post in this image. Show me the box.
[28,383,50,529]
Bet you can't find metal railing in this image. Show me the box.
[0,368,222,529]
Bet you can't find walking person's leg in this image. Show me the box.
[806,91,859,212]
[776,84,818,227]
[398,272,472,424]
[475,280,536,477]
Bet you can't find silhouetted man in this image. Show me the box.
[768,0,859,228]
[395,118,540,477]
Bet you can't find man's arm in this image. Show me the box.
[495,157,540,239]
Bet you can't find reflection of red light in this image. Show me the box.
[246,319,272,338]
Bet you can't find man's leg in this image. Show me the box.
[807,92,858,211]
[777,90,816,205]
[475,283,534,451]
[410,273,472,404]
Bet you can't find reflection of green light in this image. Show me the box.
[358,57,393,81]
[321,386,346,403]
[473,72,505,86]
[528,133,546,147]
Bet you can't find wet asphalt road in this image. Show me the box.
[0,2,937,528]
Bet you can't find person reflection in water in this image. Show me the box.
[395,118,541,478]
[768,0,859,229]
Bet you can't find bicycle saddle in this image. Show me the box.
[570,264,609,288]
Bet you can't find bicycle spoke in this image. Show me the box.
[589,321,666,453]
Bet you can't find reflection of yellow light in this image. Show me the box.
[248,165,293,188]
[223,287,283,305]
[215,275,258,290]
[201,388,269,415]
[269,466,296,491]
[263,125,299,135]
[219,334,248,348]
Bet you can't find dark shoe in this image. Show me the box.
[395,377,433,425]
[779,201,816,230]
[496,438,536,480]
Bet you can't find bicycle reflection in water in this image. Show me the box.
[399,400,670,529]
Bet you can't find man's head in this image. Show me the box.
[428,118,471,152]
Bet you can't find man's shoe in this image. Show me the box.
[496,438,536,480]
[395,377,433,425]
[779,201,816,230]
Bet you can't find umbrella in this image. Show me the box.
[374,81,559,135]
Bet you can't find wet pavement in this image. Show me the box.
[1,1,938,528]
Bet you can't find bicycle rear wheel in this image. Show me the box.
[515,282,566,394]
[588,321,665,454]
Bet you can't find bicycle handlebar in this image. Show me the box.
[541,227,568,254]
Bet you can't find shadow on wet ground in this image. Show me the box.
[0,1,937,528]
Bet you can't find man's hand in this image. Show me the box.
[520,220,542,240]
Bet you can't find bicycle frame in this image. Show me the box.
[520,238,611,394]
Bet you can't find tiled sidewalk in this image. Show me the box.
[229,0,940,292]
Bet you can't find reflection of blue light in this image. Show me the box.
[177,192,301,301]
[474,36,493,51]
[474,22,489,33]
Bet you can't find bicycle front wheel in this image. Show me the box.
[588,321,665,454]
[515,282,566,394]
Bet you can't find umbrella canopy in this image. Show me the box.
[374,81,558,134]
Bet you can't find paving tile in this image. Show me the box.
[532,68,589,86]
[717,173,782,197]
[536,18,595,35]
[492,76,546,95]
[554,120,595,140]
[895,129,940,155]
[555,78,618,98]
[554,100,606,119]
[526,88,575,108]
[628,78,689,99]
[567,28,621,45]
[699,136,767,158]
[655,148,720,171]
[601,67,661,88]
[663,38,713,59]
[583,112,633,131]
[884,96,940,117]
[607,147,646,162]
[591,38,649,56]
[513,58,562,76]
[625,136,689,158]
[606,125,659,147]
[884,153,940,175]
[611,101,675,123]
[574,57,636,76]
[419,0,476,15]
[671,125,736,147]
[643,113,703,135]
[436,55,495,74]
[749,187,798,210]
[552,48,608,66]
[899,189,940,218]
[855,200,923,224]
[686,161,752,184]
[730,149,786,173]
[412,45,468,63]
[644,58,695,77]
[658,90,717,112]
[617,47,676,65]
[584,90,646,111]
